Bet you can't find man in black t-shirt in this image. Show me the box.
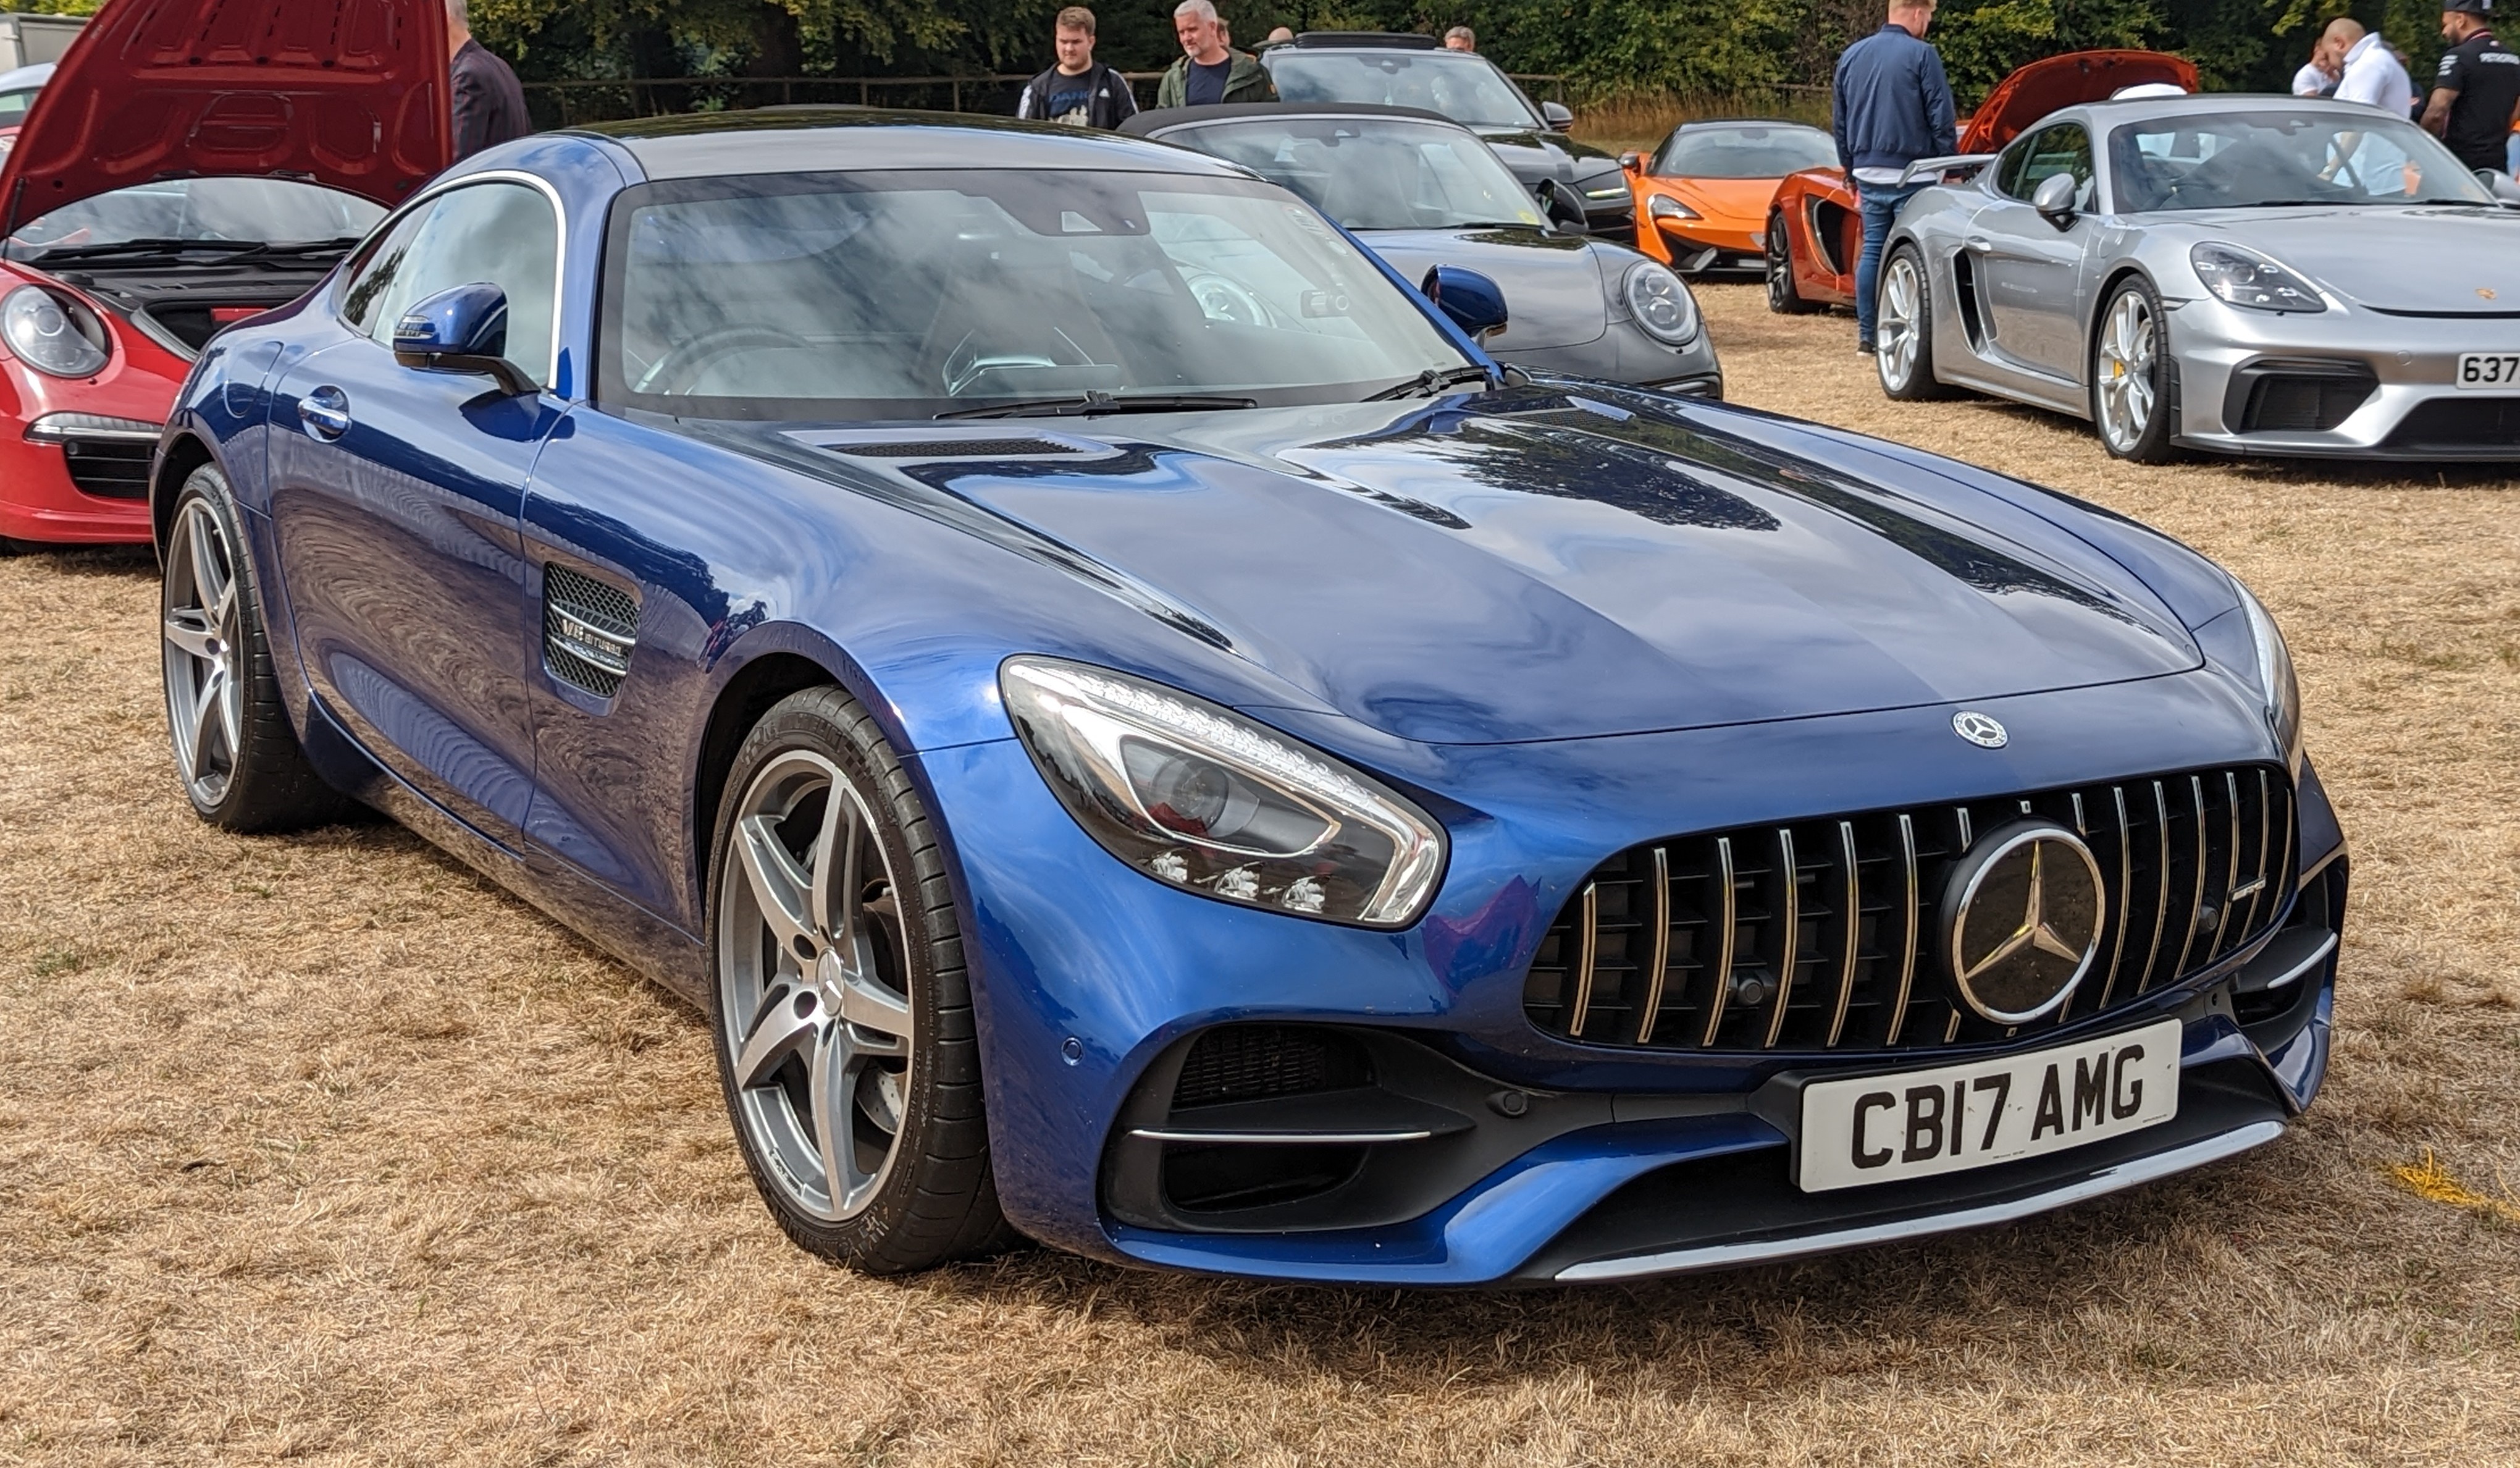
[2423,0,2520,171]
[1015,7,1139,129]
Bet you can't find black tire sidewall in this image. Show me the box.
[1878,245,1938,400]
[1765,212,1804,314]
[703,685,996,1272]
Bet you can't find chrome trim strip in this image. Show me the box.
[548,607,634,675]
[1825,820,1860,1048]
[2241,769,2273,932]
[334,167,573,395]
[1884,814,1919,1045]
[2296,835,2337,890]
[1763,827,1799,1048]
[1955,806,1973,851]
[2170,775,2209,979]
[2275,782,2300,900]
[2211,770,2241,958]
[1552,1121,2287,1281]
[2137,780,2170,993]
[1700,837,1737,1047]
[1636,846,1673,1044]
[1128,1128,1437,1145]
[2254,930,2338,993]
[2096,785,2133,1011]
[1566,881,1600,1038]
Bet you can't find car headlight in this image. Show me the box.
[1647,193,1700,222]
[999,657,1447,927]
[1582,183,1630,201]
[2233,580,2303,772]
[1621,259,1701,345]
[2190,243,2325,313]
[2,284,109,378]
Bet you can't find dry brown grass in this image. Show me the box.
[2,285,2517,1466]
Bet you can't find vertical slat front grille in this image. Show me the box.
[1522,765,2296,1055]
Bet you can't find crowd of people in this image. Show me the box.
[2290,2,2520,175]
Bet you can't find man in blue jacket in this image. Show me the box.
[1832,0,1958,353]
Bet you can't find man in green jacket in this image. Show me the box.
[1155,0,1278,108]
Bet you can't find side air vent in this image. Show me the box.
[1171,1025,1371,1110]
[1524,765,2296,1055]
[542,563,639,699]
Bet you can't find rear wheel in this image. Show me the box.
[160,465,358,831]
[2090,275,2180,462]
[708,685,1011,1272]
[1765,210,1820,315]
[1875,245,1951,400]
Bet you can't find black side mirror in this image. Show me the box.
[2031,172,2078,229]
[1420,264,1508,340]
[393,281,535,395]
[1540,100,1574,130]
[1536,178,1591,234]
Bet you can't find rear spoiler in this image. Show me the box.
[1899,153,1999,185]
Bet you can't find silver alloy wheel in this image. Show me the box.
[1876,253,1923,390]
[162,497,245,809]
[718,749,916,1223]
[2095,289,2156,452]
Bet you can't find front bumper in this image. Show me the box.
[916,669,2343,1284]
[1489,318,1723,394]
[2170,296,2520,458]
[1653,218,1766,274]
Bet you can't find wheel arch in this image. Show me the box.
[2087,263,2161,350]
[691,648,847,908]
[149,431,219,558]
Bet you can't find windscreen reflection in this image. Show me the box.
[600,170,1469,420]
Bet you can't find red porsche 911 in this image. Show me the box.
[0,0,446,552]
[1765,49,2198,315]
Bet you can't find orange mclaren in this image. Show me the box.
[1621,119,1838,275]
[1765,49,2199,313]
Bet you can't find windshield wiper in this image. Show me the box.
[1363,365,1497,401]
[934,390,1259,420]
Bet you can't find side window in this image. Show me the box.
[355,182,561,388]
[2010,124,2096,208]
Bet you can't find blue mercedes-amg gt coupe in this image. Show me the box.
[153,109,2344,1283]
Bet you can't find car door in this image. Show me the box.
[1965,122,2099,381]
[267,179,566,846]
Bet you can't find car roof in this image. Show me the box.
[1124,101,1467,138]
[576,107,1254,180]
[2035,92,2395,128]
[1671,117,1826,131]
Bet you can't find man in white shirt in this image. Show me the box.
[2327,17,2417,116]
[2292,39,2338,96]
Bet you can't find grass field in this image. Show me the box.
[2,286,2516,1466]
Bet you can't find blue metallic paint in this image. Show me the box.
[153,116,2343,1284]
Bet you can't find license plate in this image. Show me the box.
[2457,352,2520,390]
[1796,1018,2181,1192]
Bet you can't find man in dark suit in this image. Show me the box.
[447,0,530,159]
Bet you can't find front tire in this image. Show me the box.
[1765,210,1820,315]
[707,685,1009,1272]
[160,465,357,831]
[1875,245,1951,400]
[2091,275,2180,462]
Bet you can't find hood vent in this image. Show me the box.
[792,427,1117,463]
[841,437,1083,459]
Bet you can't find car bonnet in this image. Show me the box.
[1351,227,1610,348]
[1960,50,2199,153]
[0,0,449,235]
[2173,208,2520,314]
[721,390,2202,747]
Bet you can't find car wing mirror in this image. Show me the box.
[1536,178,1592,234]
[2031,172,2079,229]
[1540,100,1574,130]
[393,282,535,396]
[2475,167,2520,206]
[1420,264,1508,341]
[1619,150,1642,175]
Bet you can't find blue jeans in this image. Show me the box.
[2508,131,2519,177]
[1855,182,1923,347]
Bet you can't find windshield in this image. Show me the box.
[1264,51,1541,130]
[7,177,384,254]
[0,86,37,129]
[2107,110,2497,211]
[1653,124,1838,179]
[1161,116,1543,231]
[600,169,1469,420]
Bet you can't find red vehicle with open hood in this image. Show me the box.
[0,0,446,550]
[1765,49,2197,315]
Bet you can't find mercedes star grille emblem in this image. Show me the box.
[1951,710,2008,748]
[1939,820,2106,1024]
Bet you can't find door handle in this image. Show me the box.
[1965,237,1995,254]
[296,386,350,441]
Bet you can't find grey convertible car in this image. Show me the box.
[1877,95,2520,460]
[1125,103,1721,396]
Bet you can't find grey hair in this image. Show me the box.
[1173,0,1219,22]
[445,0,468,29]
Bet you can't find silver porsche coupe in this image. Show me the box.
[1875,95,2520,460]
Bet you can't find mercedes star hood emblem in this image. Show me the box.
[1951,711,2007,748]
